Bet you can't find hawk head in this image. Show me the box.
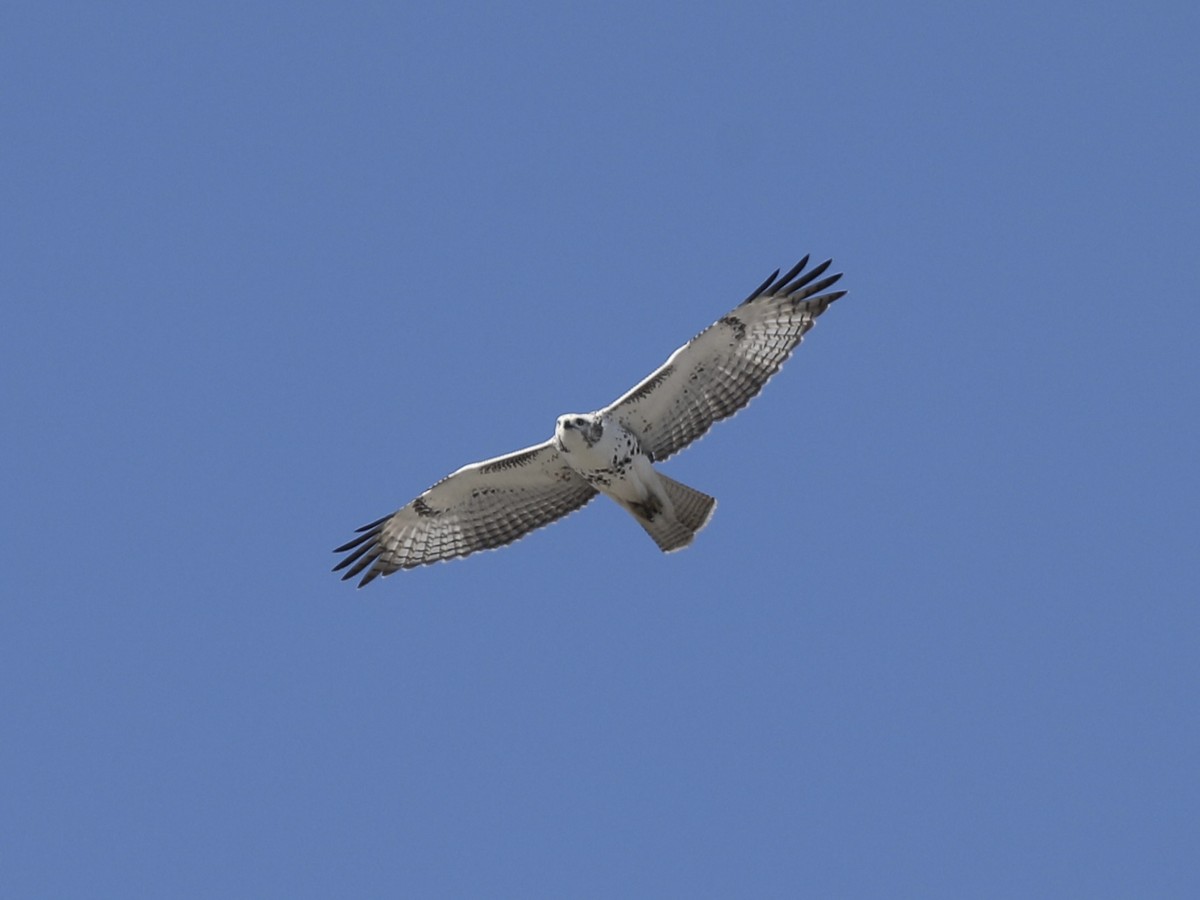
[555,413,604,452]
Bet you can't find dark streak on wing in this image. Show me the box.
[478,446,545,473]
[718,315,747,341]
[618,363,674,405]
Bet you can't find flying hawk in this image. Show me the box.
[334,255,846,586]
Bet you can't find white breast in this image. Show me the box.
[558,415,643,490]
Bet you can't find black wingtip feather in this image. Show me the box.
[740,255,842,305]
[792,272,844,303]
[739,268,780,306]
[332,537,378,572]
[333,531,373,554]
[333,513,390,554]
[333,514,390,583]
[772,256,810,293]
[777,258,832,296]
[342,550,379,581]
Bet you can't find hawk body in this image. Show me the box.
[335,254,846,586]
[554,412,714,553]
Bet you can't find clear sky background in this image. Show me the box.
[4,2,1198,897]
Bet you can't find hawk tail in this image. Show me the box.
[628,473,717,553]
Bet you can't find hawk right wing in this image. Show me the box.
[606,256,845,462]
[333,441,597,586]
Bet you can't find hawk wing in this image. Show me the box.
[333,441,597,586]
[606,256,845,462]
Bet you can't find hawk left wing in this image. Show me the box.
[333,441,597,586]
[606,256,845,462]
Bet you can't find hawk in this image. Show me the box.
[334,255,846,586]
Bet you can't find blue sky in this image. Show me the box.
[4,1,1198,896]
